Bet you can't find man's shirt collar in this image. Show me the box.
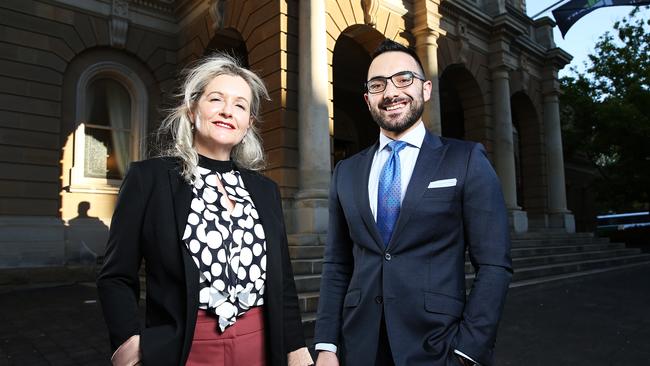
[378,121,426,152]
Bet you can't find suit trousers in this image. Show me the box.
[186,307,267,366]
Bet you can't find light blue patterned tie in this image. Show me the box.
[377,140,407,246]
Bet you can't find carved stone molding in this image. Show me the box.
[361,0,380,27]
[455,19,470,65]
[209,0,226,30]
[518,54,530,91]
[110,0,129,49]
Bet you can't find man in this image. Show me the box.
[313,39,512,366]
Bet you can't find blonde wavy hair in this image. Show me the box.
[156,53,270,182]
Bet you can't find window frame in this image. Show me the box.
[69,61,148,194]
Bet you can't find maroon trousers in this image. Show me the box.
[186,307,267,366]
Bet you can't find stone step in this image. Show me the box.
[298,291,320,313]
[511,231,594,240]
[512,254,650,282]
[465,253,650,287]
[510,242,625,257]
[291,258,323,275]
[294,274,321,293]
[288,233,327,246]
[288,245,324,260]
[465,248,642,273]
[511,248,642,269]
[511,236,610,247]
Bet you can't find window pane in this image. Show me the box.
[84,127,131,180]
[85,77,132,180]
[87,78,131,129]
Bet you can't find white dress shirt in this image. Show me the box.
[368,121,425,220]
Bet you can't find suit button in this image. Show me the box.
[375,296,383,304]
[384,253,392,261]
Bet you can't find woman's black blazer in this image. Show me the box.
[97,157,305,365]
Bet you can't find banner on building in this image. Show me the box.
[552,0,650,36]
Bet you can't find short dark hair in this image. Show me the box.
[370,39,425,77]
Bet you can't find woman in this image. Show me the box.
[97,53,313,366]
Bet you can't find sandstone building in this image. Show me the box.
[0,0,574,268]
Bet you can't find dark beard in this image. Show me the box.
[370,96,424,134]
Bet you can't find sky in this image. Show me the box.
[526,1,650,77]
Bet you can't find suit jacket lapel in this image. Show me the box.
[355,142,385,250]
[388,132,447,249]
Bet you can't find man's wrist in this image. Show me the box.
[314,343,337,353]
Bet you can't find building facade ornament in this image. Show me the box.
[361,0,380,27]
[519,54,530,91]
[110,0,129,49]
[455,19,470,65]
[209,0,226,30]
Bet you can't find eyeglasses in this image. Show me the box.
[365,71,426,94]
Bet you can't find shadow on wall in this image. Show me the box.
[65,201,109,265]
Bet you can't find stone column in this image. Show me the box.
[491,67,528,232]
[413,0,443,134]
[295,0,330,234]
[543,91,575,232]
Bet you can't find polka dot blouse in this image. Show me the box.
[182,155,267,332]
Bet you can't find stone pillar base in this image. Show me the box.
[548,212,575,233]
[294,189,329,234]
[0,216,66,268]
[508,209,529,233]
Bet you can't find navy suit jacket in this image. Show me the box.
[97,157,305,365]
[314,132,512,366]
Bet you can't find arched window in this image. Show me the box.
[85,78,132,179]
[69,62,147,192]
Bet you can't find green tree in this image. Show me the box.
[560,7,650,211]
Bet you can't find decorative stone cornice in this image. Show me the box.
[533,16,557,49]
[110,0,129,49]
[130,0,174,14]
[541,48,572,96]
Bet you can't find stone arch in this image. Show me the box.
[195,2,273,68]
[511,91,546,217]
[204,28,249,67]
[326,1,411,163]
[332,26,385,164]
[439,64,489,144]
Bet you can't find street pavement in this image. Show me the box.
[1,263,649,365]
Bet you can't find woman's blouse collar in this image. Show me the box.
[198,154,234,173]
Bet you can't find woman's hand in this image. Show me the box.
[287,346,314,366]
[111,335,142,366]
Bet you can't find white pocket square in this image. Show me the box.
[427,178,457,188]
